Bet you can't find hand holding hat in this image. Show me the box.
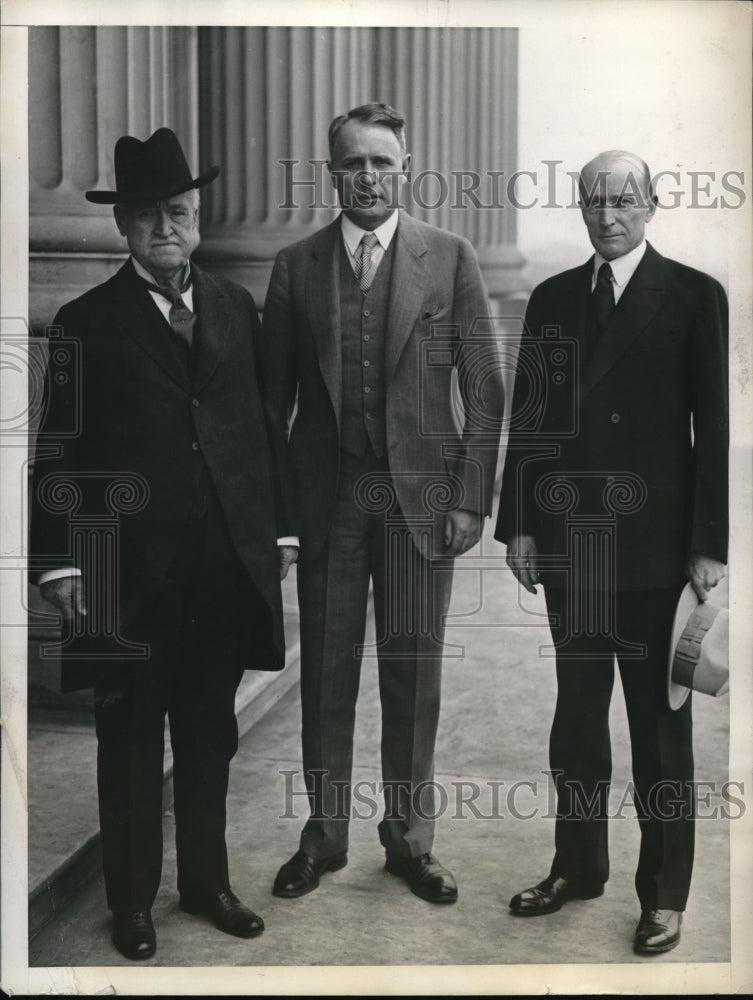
[668,576,729,711]
[687,551,726,603]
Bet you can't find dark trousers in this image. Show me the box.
[544,583,694,911]
[93,491,261,912]
[297,448,455,860]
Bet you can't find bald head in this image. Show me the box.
[578,150,657,260]
[579,150,654,204]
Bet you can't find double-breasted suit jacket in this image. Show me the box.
[495,241,728,911]
[496,241,728,588]
[263,210,504,558]
[31,258,291,689]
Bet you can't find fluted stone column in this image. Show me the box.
[29,25,199,331]
[196,26,525,306]
[27,25,200,702]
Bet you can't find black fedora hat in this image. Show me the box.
[85,127,220,204]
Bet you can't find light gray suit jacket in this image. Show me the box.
[261,210,504,558]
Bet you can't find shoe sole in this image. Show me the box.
[384,859,459,904]
[178,899,265,937]
[114,946,156,960]
[634,935,680,955]
[113,937,156,960]
[272,852,348,898]
[509,884,604,916]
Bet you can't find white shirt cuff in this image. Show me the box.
[37,543,300,587]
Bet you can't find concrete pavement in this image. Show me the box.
[28,521,731,973]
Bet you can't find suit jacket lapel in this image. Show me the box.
[385,212,429,384]
[569,260,592,364]
[191,263,230,394]
[306,219,342,427]
[108,260,191,393]
[580,242,666,400]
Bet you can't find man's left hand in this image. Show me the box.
[687,552,726,602]
[444,510,482,556]
[279,545,299,580]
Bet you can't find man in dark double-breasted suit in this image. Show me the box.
[496,150,728,955]
[262,103,504,904]
[30,129,298,960]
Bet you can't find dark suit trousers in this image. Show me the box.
[544,583,694,911]
[297,448,455,860]
[93,488,260,912]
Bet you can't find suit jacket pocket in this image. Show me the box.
[421,303,451,323]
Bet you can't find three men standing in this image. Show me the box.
[31,119,728,961]
[497,150,728,954]
[263,103,504,903]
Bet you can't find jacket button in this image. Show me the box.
[192,398,200,407]
[610,412,621,424]
[363,360,371,368]
[192,441,200,451]
[363,309,371,317]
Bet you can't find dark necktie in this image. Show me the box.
[591,261,615,331]
[355,232,379,293]
[142,276,196,349]
[585,261,615,360]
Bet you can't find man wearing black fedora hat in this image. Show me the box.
[30,128,299,960]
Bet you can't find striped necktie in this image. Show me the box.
[355,232,379,293]
[142,276,196,349]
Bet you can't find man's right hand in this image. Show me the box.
[506,534,540,595]
[278,545,299,581]
[39,576,87,625]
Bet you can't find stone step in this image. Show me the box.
[27,641,301,941]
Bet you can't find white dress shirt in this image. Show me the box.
[591,240,647,304]
[131,256,195,316]
[340,210,399,273]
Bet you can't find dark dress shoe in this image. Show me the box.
[179,888,264,938]
[112,910,156,960]
[509,874,604,916]
[385,852,458,903]
[634,908,682,954]
[273,849,348,898]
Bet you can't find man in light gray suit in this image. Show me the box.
[262,103,504,903]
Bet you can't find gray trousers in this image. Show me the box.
[296,448,455,860]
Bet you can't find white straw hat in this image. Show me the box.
[668,582,729,711]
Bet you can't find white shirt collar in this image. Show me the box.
[131,257,193,316]
[593,240,647,290]
[131,256,192,290]
[340,210,399,256]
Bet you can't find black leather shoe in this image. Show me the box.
[634,908,682,954]
[273,849,348,898]
[385,852,458,904]
[112,910,156,960]
[509,874,604,916]
[179,888,264,938]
